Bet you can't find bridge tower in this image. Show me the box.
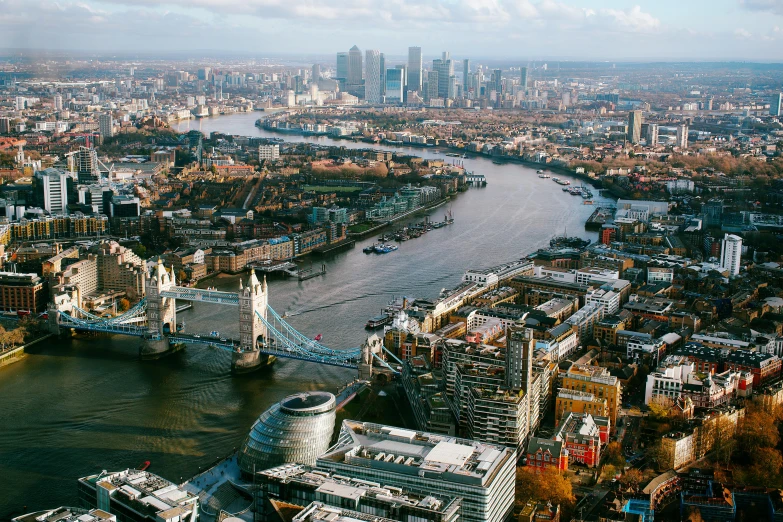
[140,258,178,360]
[232,270,271,373]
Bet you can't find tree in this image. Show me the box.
[736,407,780,459]
[118,298,131,312]
[748,447,783,486]
[604,442,626,468]
[515,466,575,510]
[178,270,188,282]
[619,469,644,492]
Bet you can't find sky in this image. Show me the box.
[1,0,783,61]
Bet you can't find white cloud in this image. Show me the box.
[734,28,753,38]
[601,5,660,32]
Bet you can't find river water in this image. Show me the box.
[0,113,612,516]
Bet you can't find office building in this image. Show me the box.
[98,113,113,139]
[720,233,742,276]
[238,391,336,476]
[0,272,47,312]
[255,463,461,522]
[385,68,405,104]
[77,469,199,522]
[311,63,321,81]
[426,70,439,102]
[347,45,363,95]
[771,92,782,117]
[0,117,10,134]
[463,59,470,90]
[627,110,642,144]
[53,94,63,111]
[676,124,689,148]
[433,54,454,99]
[491,69,502,97]
[365,50,382,104]
[110,195,140,218]
[315,420,517,522]
[520,66,528,92]
[258,143,280,161]
[336,52,349,86]
[380,53,386,96]
[408,46,422,92]
[40,168,69,214]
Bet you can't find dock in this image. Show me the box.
[298,264,326,281]
[585,207,615,231]
[313,239,355,255]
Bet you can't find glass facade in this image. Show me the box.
[238,391,336,476]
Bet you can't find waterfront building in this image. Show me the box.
[463,259,534,288]
[720,233,742,276]
[408,46,422,93]
[0,272,47,312]
[13,507,115,522]
[255,463,461,522]
[559,365,621,426]
[627,110,642,144]
[315,420,516,522]
[238,391,336,477]
[365,50,382,104]
[77,469,199,522]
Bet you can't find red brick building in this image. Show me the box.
[526,437,568,471]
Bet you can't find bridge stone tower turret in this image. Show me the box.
[140,258,178,360]
[233,270,271,373]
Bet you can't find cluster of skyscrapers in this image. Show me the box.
[334,46,528,105]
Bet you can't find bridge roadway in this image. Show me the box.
[167,333,361,369]
[159,287,240,306]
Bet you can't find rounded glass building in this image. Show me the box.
[238,391,337,476]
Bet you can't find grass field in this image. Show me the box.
[348,223,377,233]
[303,185,363,193]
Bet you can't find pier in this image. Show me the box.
[298,264,327,281]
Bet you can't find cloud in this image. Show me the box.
[734,27,753,38]
[740,0,783,16]
[601,5,660,32]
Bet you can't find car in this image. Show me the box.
[194,334,201,338]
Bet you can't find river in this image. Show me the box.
[0,112,612,516]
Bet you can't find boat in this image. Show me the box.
[492,160,503,165]
[537,170,544,174]
[550,236,592,249]
[583,200,594,205]
[374,243,398,254]
[138,460,151,471]
[538,173,551,179]
[363,245,376,254]
[562,187,570,191]
[365,315,392,329]
[314,334,322,342]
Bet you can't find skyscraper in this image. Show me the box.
[627,110,643,144]
[311,63,321,81]
[463,59,470,90]
[426,70,439,102]
[364,50,382,104]
[385,68,405,104]
[379,53,386,96]
[676,124,689,148]
[347,45,363,94]
[720,234,742,277]
[771,92,783,116]
[335,52,349,87]
[53,94,63,111]
[77,146,100,184]
[520,67,528,92]
[433,54,453,99]
[643,123,659,146]
[407,46,422,92]
[491,69,503,96]
[99,113,114,139]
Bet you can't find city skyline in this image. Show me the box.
[1,0,783,61]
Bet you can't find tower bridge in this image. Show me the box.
[49,259,396,375]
